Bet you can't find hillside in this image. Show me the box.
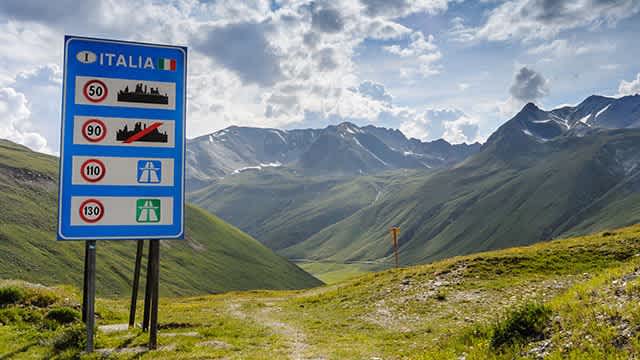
[2,224,640,358]
[0,139,321,296]
[279,98,640,265]
[188,167,427,251]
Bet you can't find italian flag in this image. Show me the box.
[158,58,176,71]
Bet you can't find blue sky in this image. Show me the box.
[0,0,639,154]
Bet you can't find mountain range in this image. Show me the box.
[186,122,480,190]
[189,94,640,267]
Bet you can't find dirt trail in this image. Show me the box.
[225,299,323,360]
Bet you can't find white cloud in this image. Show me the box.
[459,0,640,43]
[384,32,442,77]
[359,0,449,18]
[364,18,412,40]
[448,16,475,42]
[527,39,614,58]
[0,87,50,153]
[399,108,480,143]
[356,80,393,104]
[442,115,480,144]
[618,73,640,96]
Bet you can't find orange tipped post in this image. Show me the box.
[390,227,400,268]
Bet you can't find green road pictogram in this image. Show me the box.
[136,199,161,223]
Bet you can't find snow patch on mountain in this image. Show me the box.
[578,114,592,126]
[596,104,611,118]
[270,130,287,143]
[232,162,283,174]
[353,137,388,166]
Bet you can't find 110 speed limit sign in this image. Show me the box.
[80,159,106,183]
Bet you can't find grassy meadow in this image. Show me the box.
[2,224,640,358]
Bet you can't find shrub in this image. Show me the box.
[0,307,23,324]
[46,307,80,325]
[0,286,25,306]
[490,302,552,349]
[435,290,447,301]
[20,309,43,324]
[52,324,86,352]
[25,289,59,308]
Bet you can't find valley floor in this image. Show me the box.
[3,225,640,359]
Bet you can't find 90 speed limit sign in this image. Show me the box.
[81,119,107,142]
[83,79,108,103]
[78,199,105,223]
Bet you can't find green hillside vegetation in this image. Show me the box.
[0,139,321,296]
[295,261,380,284]
[188,167,428,252]
[282,129,640,266]
[2,224,640,358]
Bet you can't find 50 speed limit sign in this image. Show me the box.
[83,79,108,103]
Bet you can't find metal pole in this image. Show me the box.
[85,240,97,352]
[129,240,144,328]
[149,240,160,349]
[82,241,89,323]
[142,241,153,332]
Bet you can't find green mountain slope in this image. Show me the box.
[3,224,640,358]
[282,129,640,266]
[188,168,428,251]
[0,139,321,296]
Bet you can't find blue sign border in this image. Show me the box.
[57,35,186,240]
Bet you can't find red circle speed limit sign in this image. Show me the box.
[81,119,107,142]
[80,159,106,183]
[78,199,105,223]
[83,79,108,103]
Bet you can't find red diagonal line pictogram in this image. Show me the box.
[124,122,164,143]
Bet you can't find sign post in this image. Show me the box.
[128,240,144,328]
[85,241,96,352]
[148,240,160,349]
[58,36,186,351]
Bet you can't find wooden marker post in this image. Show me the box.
[129,240,144,327]
[390,227,400,268]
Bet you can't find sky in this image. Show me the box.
[1,0,640,154]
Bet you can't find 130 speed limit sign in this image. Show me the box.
[78,199,105,223]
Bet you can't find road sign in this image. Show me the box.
[58,36,186,240]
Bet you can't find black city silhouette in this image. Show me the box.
[117,83,169,105]
[116,122,168,143]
